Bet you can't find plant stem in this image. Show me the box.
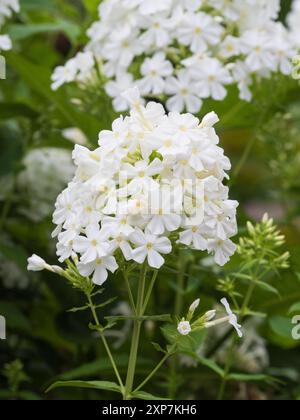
[142,270,158,313]
[169,252,186,399]
[134,344,177,393]
[175,252,186,316]
[124,263,147,400]
[87,294,124,393]
[232,133,256,180]
[240,280,257,317]
[122,270,136,314]
[217,336,237,400]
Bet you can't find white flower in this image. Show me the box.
[221,298,243,338]
[177,320,191,336]
[207,238,237,266]
[165,70,202,113]
[0,34,12,51]
[51,59,78,90]
[74,225,110,264]
[77,255,118,285]
[194,58,232,101]
[130,230,172,269]
[177,12,223,53]
[105,73,134,111]
[179,225,208,251]
[138,52,172,95]
[122,158,163,194]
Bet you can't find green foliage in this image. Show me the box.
[1,0,300,402]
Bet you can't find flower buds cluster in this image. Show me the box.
[177,297,243,338]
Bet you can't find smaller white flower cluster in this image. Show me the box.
[177,297,243,338]
[17,148,75,222]
[287,0,300,48]
[37,88,238,286]
[0,0,19,52]
[52,0,296,113]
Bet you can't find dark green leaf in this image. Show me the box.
[46,380,121,394]
[131,391,168,400]
[7,53,99,140]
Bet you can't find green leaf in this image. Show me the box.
[46,380,121,394]
[289,302,300,314]
[0,103,39,119]
[0,126,23,177]
[269,316,293,339]
[131,391,168,400]
[21,0,55,11]
[161,324,207,353]
[59,356,153,381]
[18,391,42,400]
[106,314,172,323]
[0,240,28,270]
[268,315,297,348]
[183,352,225,378]
[0,302,31,333]
[152,342,168,354]
[67,305,89,313]
[227,373,281,385]
[94,297,117,309]
[83,0,100,13]
[7,53,99,140]
[255,280,281,297]
[8,21,81,42]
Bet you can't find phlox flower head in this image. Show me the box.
[29,88,238,286]
[52,0,296,113]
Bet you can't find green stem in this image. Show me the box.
[142,270,158,313]
[122,270,136,314]
[87,294,124,393]
[169,252,186,399]
[175,253,186,316]
[240,280,257,317]
[124,263,147,400]
[134,344,177,393]
[217,336,237,400]
[232,134,256,180]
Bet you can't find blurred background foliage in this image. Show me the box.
[0,0,300,400]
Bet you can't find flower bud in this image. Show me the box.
[189,298,200,314]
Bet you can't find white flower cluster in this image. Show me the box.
[52,0,295,113]
[51,88,238,286]
[0,0,19,51]
[287,0,300,48]
[17,148,75,222]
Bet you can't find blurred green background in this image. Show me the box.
[0,0,300,400]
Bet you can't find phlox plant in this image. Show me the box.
[27,87,242,400]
